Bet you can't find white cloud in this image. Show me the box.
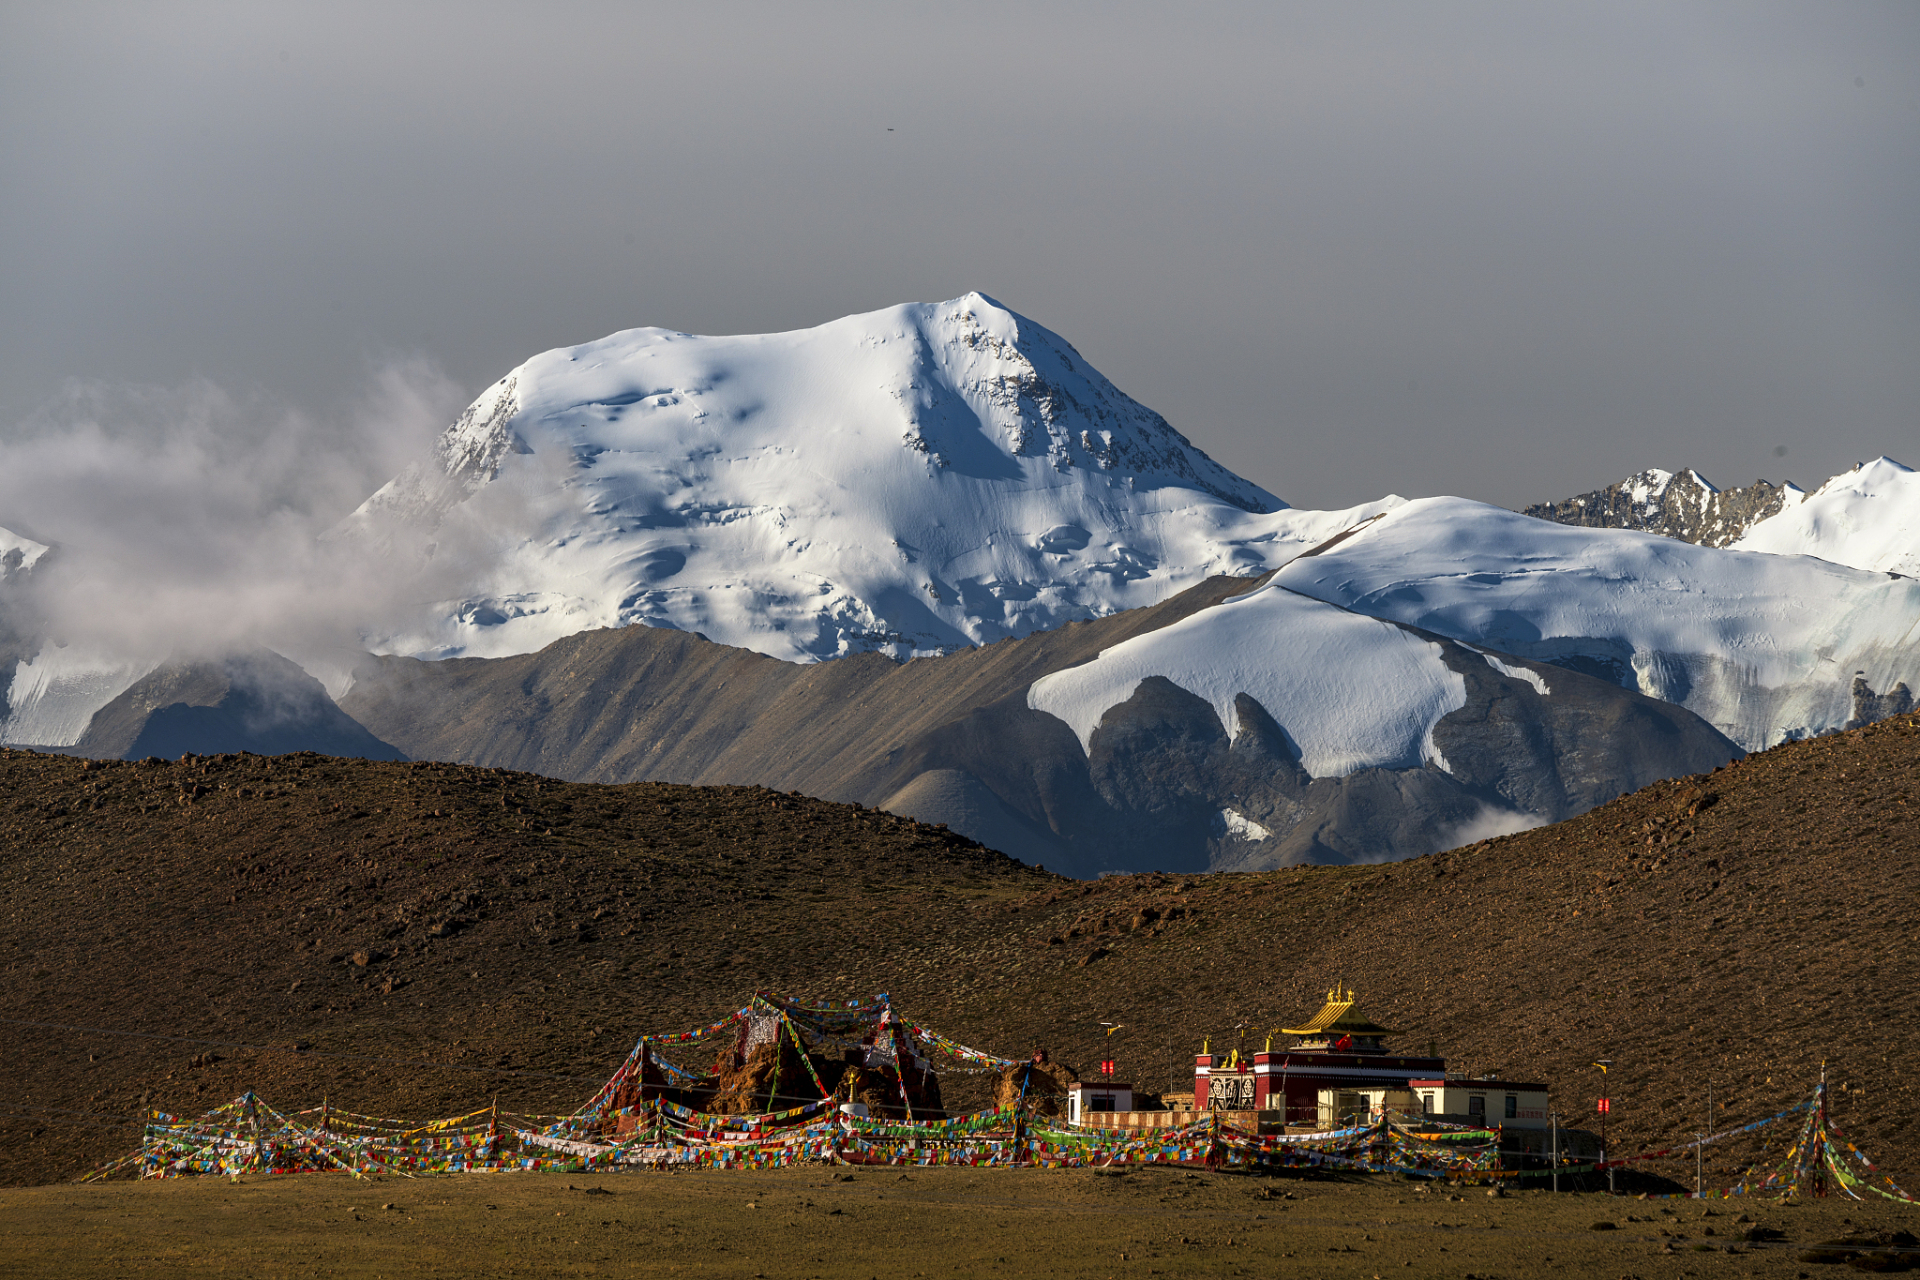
[1436,803,1549,852]
[0,361,468,695]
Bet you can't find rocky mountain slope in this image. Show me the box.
[341,576,1737,873]
[68,651,403,762]
[1523,468,1800,546]
[4,711,1917,1190]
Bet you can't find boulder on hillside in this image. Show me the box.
[994,1056,1078,1116]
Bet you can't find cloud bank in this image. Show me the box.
[0,361,469,699]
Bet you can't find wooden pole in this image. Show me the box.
[1696,1082,1709,1198]
[1816,1061,1828,1198]
[244,1091,265,1173]
[1550,1112,1559,1193]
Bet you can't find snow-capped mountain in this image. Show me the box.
[1272,497,1920,751]
[1522,456,1920,579]
[343,294,1398,664]
[1732,456,1920,577]
[6,285,1917,862]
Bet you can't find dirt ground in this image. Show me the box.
[2,1168,1913,1280]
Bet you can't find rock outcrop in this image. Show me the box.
[1847,675,1915,731]
[1523,468,1799,546]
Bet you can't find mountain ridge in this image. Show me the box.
[1276,496,1920,752]
[341,575,1738,873]
[1523,456,1920,577]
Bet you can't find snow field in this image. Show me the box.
[1734,456,1920,577]
[1275,497,1920,749]
[1026,581,1467,777]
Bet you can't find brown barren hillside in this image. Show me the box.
[337,573,1738,876]
[3,712,1918,1190]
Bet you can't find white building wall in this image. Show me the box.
[1066,1083,1135,1125]
[1412,1081,1551,1129]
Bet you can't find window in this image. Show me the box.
[1505,1095,1518,1119]
[1090,1095,1116,1112]
[1468,1095,1485,1118]
[1421,1093,1434,1115]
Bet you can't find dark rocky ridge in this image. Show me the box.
[2,711,1916,1190]
[1523,467,1797,547]
[341,579,1739,874]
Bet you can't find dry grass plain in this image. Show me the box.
[2,1168,1913,1280]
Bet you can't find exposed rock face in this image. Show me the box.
[75,651,405,761]
[1847,675,1915,731]
[1522,469,1798,546]
[341,578,1739,875]
[953,635,1738,871]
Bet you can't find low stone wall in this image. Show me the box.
[1076,1109,1286,1134]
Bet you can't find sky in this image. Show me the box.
[3,2,1917,513]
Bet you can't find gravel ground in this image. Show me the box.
[3,1168,1907,1279]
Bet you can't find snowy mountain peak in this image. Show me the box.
[882,294,1280,510]
[1733,455,1920,576]
[343,295,1382,664]
[1813,455,1912,492]
[400,293,1278,518]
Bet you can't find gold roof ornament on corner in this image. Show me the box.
[1281,983,1398,1038]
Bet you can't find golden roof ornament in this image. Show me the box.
[1280,982,1398,1038]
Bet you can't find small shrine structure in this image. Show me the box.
[1196,984,1446,1128]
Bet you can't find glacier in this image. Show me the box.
[1027,579,1468,777]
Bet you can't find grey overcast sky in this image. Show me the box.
[3,1,1916,510]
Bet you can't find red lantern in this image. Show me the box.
[1597,1097,1611,1114]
